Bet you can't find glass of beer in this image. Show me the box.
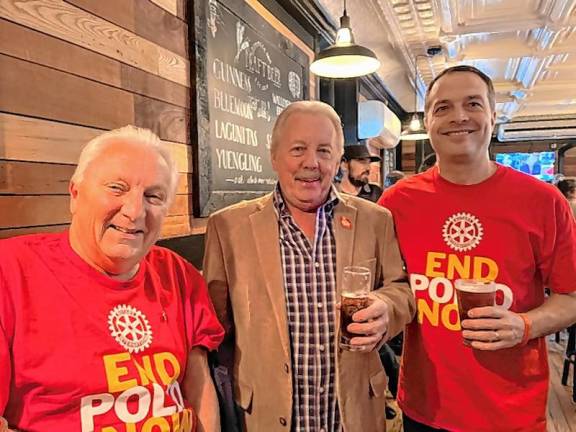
[340,266,371,351]
[455,279,496,346]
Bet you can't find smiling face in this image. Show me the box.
[68,139,171,278]
[424,71,496,165]
[272,112,341,213]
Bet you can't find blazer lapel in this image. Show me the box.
[333,196,357,296]
[249,196,290,356]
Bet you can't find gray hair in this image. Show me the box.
[270,100,344,157]
[71,125,179,206]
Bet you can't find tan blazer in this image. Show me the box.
[204,192,415,432]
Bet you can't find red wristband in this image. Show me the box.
[518,313,532,346]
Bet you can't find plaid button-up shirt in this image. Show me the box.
[273,186,341,432]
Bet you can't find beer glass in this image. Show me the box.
[340,266,371,351]
[455,279,496,346]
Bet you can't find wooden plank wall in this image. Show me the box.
[0,0,205,239]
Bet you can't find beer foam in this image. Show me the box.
[341,292,369,298]
[454,279,496,293]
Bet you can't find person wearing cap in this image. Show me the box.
[339,142,383,203]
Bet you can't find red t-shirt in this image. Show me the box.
[379,165,576,432]
[0,232,224,432]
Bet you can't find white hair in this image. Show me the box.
[270,100,344,157]
[71,125,179,206]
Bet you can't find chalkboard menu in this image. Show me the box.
[193,0,309,216]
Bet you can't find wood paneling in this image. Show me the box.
[0,0,189,86]
[120,64,188,108]
[0,19,188,108]
[0,114,192,172]
[65,0,187,58]
[0,18,120,86]
[0,161,74,195]
[134,94,188,144]
[148,0,178,17]
[0,56,188,143]
[0,54,134,131]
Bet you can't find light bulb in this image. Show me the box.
[335,27,352,45]
[409,115,421,131]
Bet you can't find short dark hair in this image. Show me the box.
[384,170,405,187]
[557,179,576,198]
[424,65,496,114]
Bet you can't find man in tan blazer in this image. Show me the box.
[204,101,415,432]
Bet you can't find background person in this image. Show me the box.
[338,141,383,202]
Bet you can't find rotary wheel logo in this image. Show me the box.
[108,305,153,353]
[442,212,484,252]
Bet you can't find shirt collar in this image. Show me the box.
[273,184,340,219]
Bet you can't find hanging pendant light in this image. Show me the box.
[310,0,380,78]
[400,57,429,140]
[399,113,429,140]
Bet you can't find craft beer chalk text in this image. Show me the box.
[216,148,262,173]
[212,58,252,93]
[213,88,254,120]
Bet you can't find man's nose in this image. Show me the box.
[451,105,470,122]
[302,148,320,168]
[121,191,145,221]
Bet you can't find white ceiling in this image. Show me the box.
[315,0,576,140]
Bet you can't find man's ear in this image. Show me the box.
[340,160,348,173]
[69,181,79,215]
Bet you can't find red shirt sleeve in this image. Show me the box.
[0,324,9,414]
[543,194,576,294]
[0,255,12,415]
[377,187,396,211]
[187,267,225,351]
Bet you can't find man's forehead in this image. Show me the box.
[86,140,168,178]
[429,72,489,101]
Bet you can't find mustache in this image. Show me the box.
[295,171,321,181]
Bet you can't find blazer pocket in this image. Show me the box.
[235,379,254,412]
[369,369,388,399]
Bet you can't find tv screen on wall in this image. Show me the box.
[495,151,555,182]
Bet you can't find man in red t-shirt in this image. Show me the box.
[379,65,576,431]
[0,127,224,431]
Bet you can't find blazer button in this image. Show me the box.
[283,363,289,373]
[279,417,287,426]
